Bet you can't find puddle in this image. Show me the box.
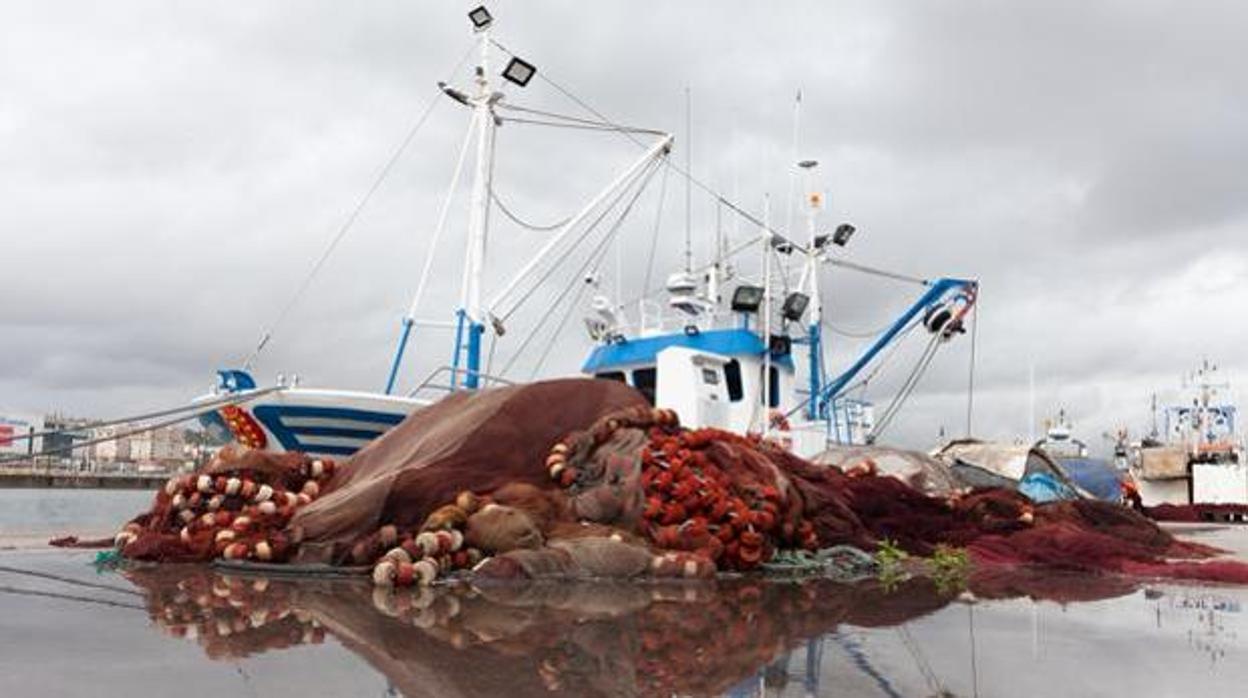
[1,550,1245,696]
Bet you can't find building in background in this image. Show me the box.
[42,413,92,467]
[129,427,186,469]
[0,413,44,463]
[91,425,132,465]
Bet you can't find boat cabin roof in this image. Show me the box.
[581,327,795,374]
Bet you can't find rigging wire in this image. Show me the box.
[495,115,667,135]
[832,319,922,396]
[0,585,145,612]
[822,315,906,339]
[500,158,662,377]
[496,152,666,324]
[871,332,944,440]
[530,160,659,378]
[966,298,979,437]
[495,103,664,135]
[642,160,671,295]
[239,41,477,371]
[778,317,921,422]
[490,39,811,255]
[0,387,281,465]
[528,232,615,380]
[490,190,573,231]
[825,258,927,287]
[0,565,142,597]
[0,388,280,444]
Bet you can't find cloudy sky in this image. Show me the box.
[3,0,1246,453]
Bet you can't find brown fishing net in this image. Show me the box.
[105,378,1248,586]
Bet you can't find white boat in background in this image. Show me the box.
[1132,360,1246,506]
[200,6,979,460]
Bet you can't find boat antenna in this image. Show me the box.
[783,90,802,248]
[684,86,693,273]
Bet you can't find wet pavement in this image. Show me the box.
[3,545,1248,697]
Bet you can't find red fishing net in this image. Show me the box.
[105,378,1248,587]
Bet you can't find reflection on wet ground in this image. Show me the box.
[2,550,1247,697]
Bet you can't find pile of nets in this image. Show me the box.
[1140,502,1248,523]
[106,379,1248,587]
[112,449,338,564]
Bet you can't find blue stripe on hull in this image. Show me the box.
[296,444,365,457]
[281,426,389,440]
[253,405,408,455]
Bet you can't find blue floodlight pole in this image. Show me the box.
[807,320,821,420]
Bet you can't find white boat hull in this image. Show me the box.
[200,388,429,458]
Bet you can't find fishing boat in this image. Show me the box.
[199,7,979,460]
[1132,360,1246,506]
[1033,409,1125,502]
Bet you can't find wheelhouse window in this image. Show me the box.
[594,371,626,383]
[724,360,744,402]
[632,367,657,405]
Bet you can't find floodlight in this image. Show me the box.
[770,236,794,255]
[468,6,493,30]
[502,56,537,87]
[832,223,856,247]
[731,285,765,313]
[781,292,810,321]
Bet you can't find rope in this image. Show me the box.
[239,41,477,370]
[0,585,144,612]
[778,318,920,423]
[490,190,573,231]
[966,299,979,437]
[642,160,671,295]
[496,114,667,136]
[500,158,661,377]
[495,103,663,136]
[497,152,665,324]
[490,39,809,255]
[0,565,141,597]
[528,243,605,380]
[824,257,927,287]
[527,176,643,379]
[832,319,922,397]
[871,331,943,440]
[0,387,281,465]
[823,316,903,339]
[1,388,278,444]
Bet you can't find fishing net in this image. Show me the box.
[104,378,1248,587]
[1141,502,1248,523]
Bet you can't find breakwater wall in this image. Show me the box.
[0,470,164,490]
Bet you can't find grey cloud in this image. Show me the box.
[3,0,1247,453]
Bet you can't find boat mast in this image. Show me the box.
[761,193,773,437]
[453,24,498,390]
[799,158,822,421]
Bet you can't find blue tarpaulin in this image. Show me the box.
[1018,472,1080,503]
[1055,457,1124,501]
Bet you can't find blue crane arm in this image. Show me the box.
[817,277,977,407]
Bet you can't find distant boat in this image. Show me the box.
[1131,360,1245,506]
[1034,409,1125,502]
